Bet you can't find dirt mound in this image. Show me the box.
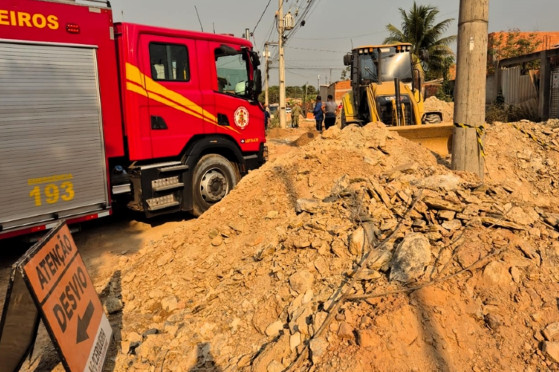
[424,96,454,123]
[6,118,549,371]
[91,119,559,372]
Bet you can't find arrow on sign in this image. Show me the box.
[77,301,94,344]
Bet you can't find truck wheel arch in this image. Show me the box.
[180,135,244,213]
[191,153,240,216]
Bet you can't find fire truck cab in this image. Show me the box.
[0,0,266,239]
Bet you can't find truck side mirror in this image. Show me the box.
[343,54,352,66]
[253,69,262,100]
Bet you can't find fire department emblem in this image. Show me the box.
[234,106,249,129]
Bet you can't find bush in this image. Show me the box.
[485,103,540,123]
[268,116,280,129]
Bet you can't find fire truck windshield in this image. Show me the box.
[215,46,251,98]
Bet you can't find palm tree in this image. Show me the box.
[384,2,456,81]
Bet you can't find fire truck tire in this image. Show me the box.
[192,154,240,216]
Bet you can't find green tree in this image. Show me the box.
[384,1,456,81]
[340,66,350,80]
[487,29,542,74]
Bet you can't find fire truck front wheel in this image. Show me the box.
[192,154,240,216]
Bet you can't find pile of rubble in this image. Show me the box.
[104,118,559,371]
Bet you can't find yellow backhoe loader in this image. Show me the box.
[341,43,453,156]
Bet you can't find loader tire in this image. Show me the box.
[192,154,240,216]
[424,113,442,124]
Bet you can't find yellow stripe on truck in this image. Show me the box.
[125,63,239,134]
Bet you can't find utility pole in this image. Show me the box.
[451,0,489,180]
[303,82,308,115]
[277,0,287,129]
[264,43,270,108]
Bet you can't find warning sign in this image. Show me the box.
[13,222,112,372]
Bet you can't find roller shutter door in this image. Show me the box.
[0,41,109,232]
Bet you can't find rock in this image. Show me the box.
[515,240,539,261]
[265,320,284,337]
[543,323,559,341]
[484,313,503,330]
[389,233,432,282]
[356,329,377,348]
[296,198,322,214]
[349,227,366,256]
[237,354,252,368]
[482,261,511,286]
[290,332,301,351]
[423,197,463,212]
[302,289,313,305]
[506,206,538,226]
[510,266,522,283]
[156,252,174,266]
[309,337,329,364]
[367,249,392,272]
[266,210,279,219]
[442,219,462,231]
[230,317,241,334]
[543,341,559,363]
[289,270,315,294]
[337,322,354,340]
[267,360,284,372]
[161,296,178,312]
[438,210,456,221]
[104,296,123,314]
[312,311,328,336]
[253,299,280,334]
[416,174,462,191]
[211,236,223,246]
[251,333,290,372]
[289,306,313,336]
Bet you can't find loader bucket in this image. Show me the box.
[387,123,454,156]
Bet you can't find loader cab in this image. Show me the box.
[345,43,417,124]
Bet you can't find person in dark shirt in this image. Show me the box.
[264,104,270,130]
[313,95,324,132]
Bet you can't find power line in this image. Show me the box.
[286,46,342,54]
[270,66,345,70]
[283,0,322,46]
[252,0,273,36]
[294,29,386,41]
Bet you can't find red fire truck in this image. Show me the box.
[0,0,267,239]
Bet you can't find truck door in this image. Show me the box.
[210,42,260,136]
[139,35,204,159]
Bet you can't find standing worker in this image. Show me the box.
[324,94,338,130]
[313,95,324,132]
[291,103,302,128]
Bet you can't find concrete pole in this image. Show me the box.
[278,0,287,129]
[451,0,489,180]
[264,43,270,108]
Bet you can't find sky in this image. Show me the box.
[107,0,558,87]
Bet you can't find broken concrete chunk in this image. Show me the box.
[309,337,329,364]
[295,198,322,214]
[389,233,431,282]
[288,270,315,294]
[543,323,559,341]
